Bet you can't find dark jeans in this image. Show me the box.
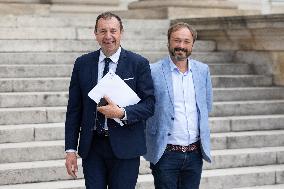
[150,149,203,189]
[82,135,140,189]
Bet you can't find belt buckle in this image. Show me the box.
[181,146,187,152]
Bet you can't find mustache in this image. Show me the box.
[174,47,188,53]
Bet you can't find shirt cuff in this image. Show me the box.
[66,149,76,153]
[121,107,127,120]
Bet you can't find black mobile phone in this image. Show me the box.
[97,98,108,107]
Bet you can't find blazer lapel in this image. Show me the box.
[90,50,100,88]
[191,60,202,108]
[114,48,128,78]
[162,57,174,107]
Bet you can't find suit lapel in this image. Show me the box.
[191,60,201,107]
[114,48,128,78]
[90,50,100,88]
[162,57,174,107]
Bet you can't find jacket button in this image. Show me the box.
[168,133,171,136]
[171,117,174,120]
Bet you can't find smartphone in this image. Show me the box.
[97,98,108,107]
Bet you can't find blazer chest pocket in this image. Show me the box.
[123,77,136,88]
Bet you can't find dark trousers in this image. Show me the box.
[150,150,203,189]
[82,135,140,189]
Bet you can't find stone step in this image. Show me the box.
[1,121,284,150]
[128,0,238,10]
[211,130,284,150]
[0,3,50,15]
[0,107,65,125]
[0,0,43,3]
[78,27,168,40]
[210,114,284,133]
[0,51,233,64]
[0,2,120,16]
[49,5,125,15]
[211,75,272,88]
[200,164,284,189]
[0,162,283,188]
[0,39,215,52]
[0,159,84,185]
[0,27,168,40]
[0,180,86,189]
[1,114,284,143]
[206,147,284,170]
[0,140,64,163]
[213,87,284,101]
[212,100,284,117]
[1,87,284,108]
[0,78,70,92]
[1,135,284,169]
[2,99,284,124]
[51,0,119,6]
[234,184,284,189]
[0,92,68,108]
[0,15,170,28]
[0,63,251,78]
[115,5,257,20]
[0,75,272,93]
[22,99,284,125]
[0,123,64,143]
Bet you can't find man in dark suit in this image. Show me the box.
[64,12,155,189]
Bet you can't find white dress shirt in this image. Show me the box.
[167,57,199,146]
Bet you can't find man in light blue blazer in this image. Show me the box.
[144,22,213,189]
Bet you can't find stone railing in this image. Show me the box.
[175,14,284,85]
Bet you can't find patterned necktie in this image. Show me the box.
[96,58,112,134]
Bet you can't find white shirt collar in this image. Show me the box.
[99,47,121,64]
[169,55,192,73]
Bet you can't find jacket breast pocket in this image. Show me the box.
[123,77,136,89]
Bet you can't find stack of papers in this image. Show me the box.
[88,70,141,124]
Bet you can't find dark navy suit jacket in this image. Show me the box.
[65,48,155,159]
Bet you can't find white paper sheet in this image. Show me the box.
[88,70,140,106]
[88,70,141,125]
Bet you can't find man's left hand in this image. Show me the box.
[97,96,125,119]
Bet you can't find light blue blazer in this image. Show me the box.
[144,57,213,164]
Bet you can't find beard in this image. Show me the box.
[169,47,191,62]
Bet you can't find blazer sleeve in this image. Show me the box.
[206,66,213,113]
[65,59,82,151]
[124,58,155,125]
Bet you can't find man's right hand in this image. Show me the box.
[65,152,78,179]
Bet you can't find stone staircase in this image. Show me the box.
[0,13,284,189]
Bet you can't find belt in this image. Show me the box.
[166,141,200,153]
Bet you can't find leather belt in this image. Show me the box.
[166,141,200,153]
